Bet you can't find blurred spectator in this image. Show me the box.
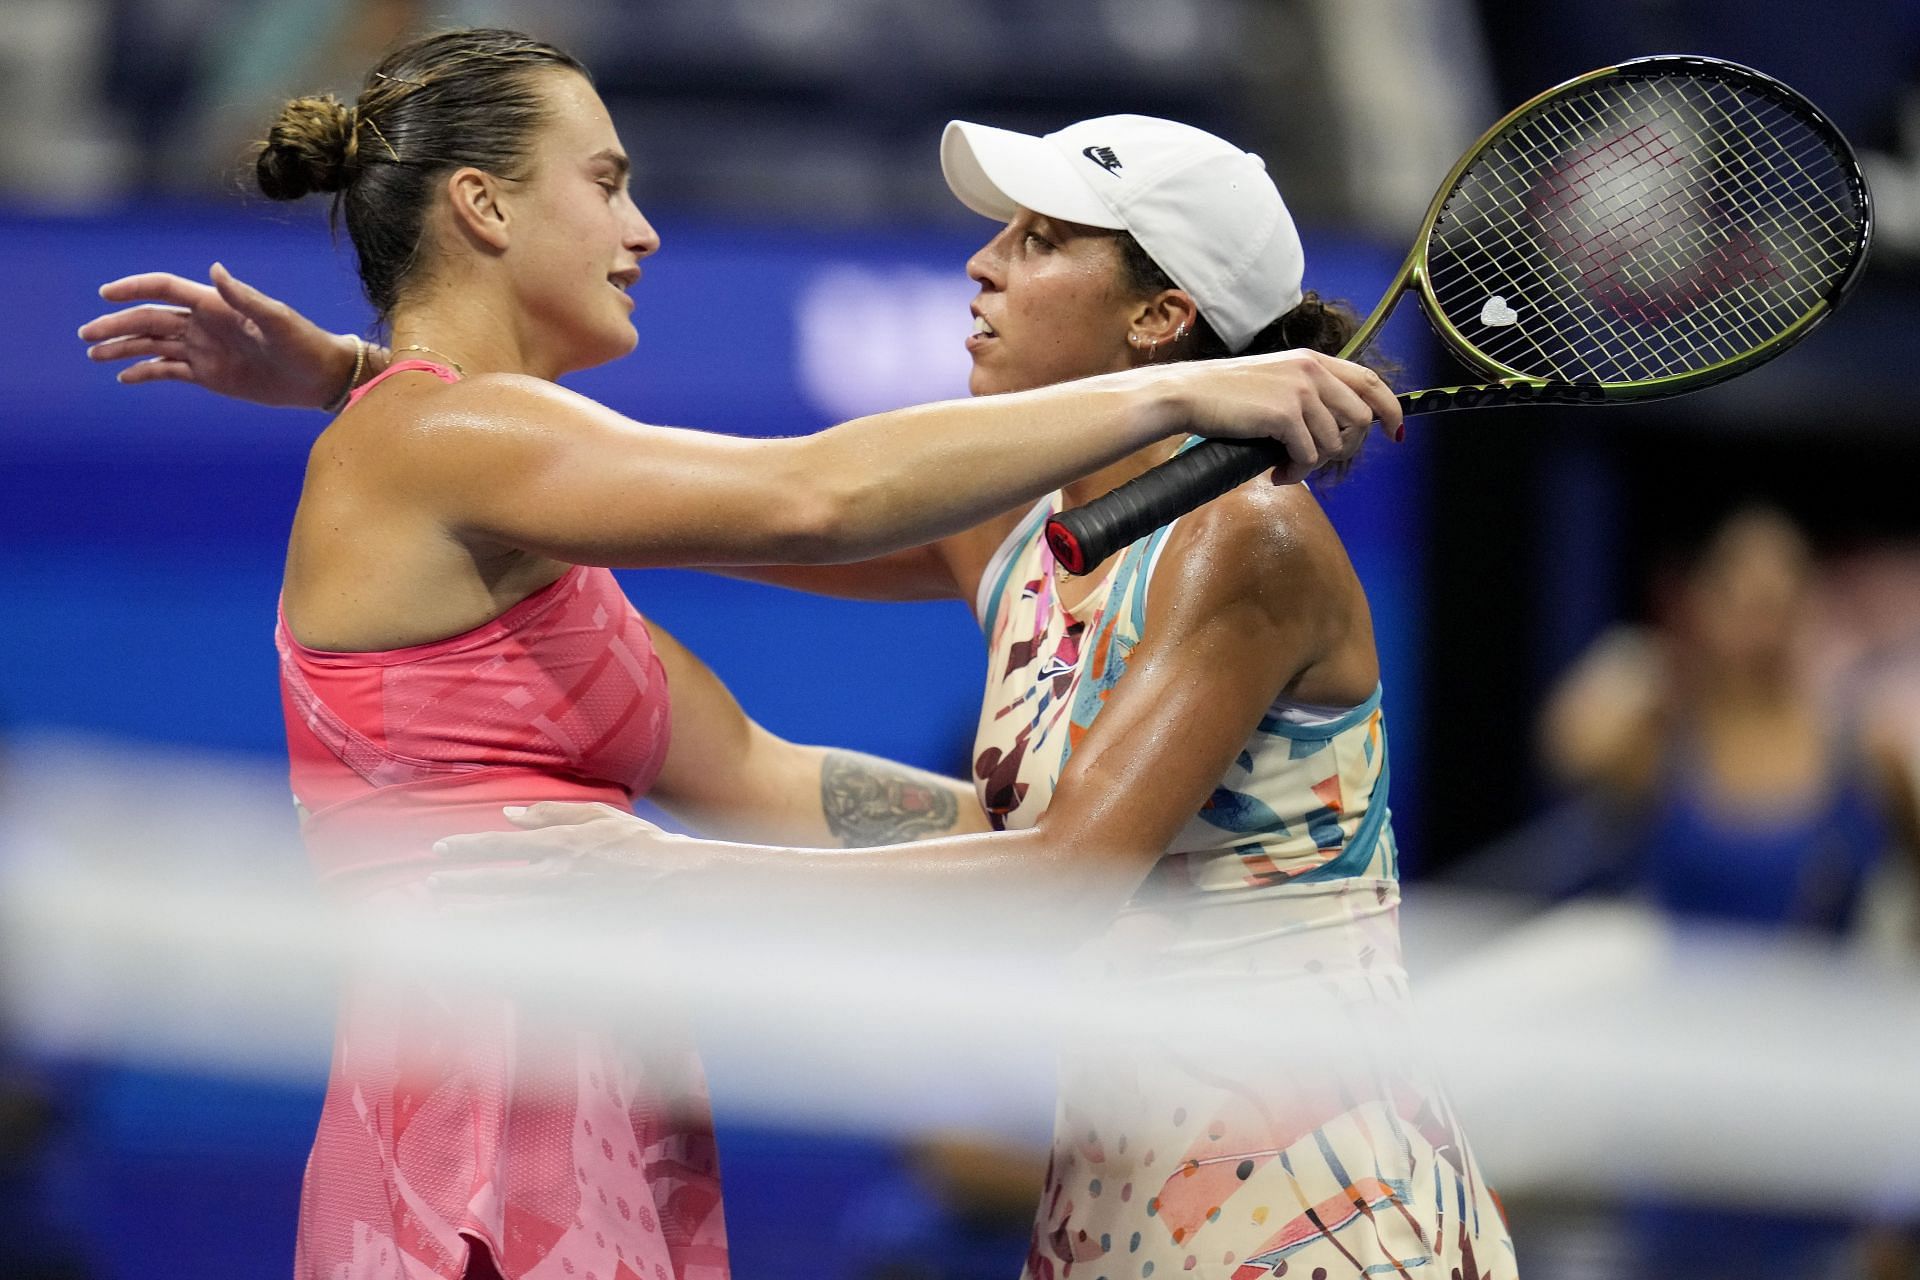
[1458,506,1920,939]
[1459,507,1920,1278]
[1538,507,1917,936]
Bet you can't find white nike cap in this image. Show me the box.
[941,114,1305,353]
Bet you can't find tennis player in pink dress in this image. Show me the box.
[280,357,718,1280]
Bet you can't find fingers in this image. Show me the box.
[1322,357,1404,442]
[86,335,187,365]
[506,801,633,829]
[1299,384,1345,462]
[1257,355,1401,481]
[77,304,191,346]
[426,864,570,898]
[1311,374,1380,458]
[210,261,285,326]
[114,358,195,386]
[1261,409,1317,485]
[434,804,634,862]
[1264,362,1356,478]
[97,272,212,308]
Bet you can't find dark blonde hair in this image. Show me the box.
[255,28,590,321]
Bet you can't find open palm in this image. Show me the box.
[79,262,360,409]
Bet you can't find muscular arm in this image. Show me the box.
[643,622,987,847]
[401,356,1391,571]
[472,483,1370,940]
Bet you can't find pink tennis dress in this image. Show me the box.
[279,361,727,1280]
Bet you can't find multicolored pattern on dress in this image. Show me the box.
[972,495,1516,1280]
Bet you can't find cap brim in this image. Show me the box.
[941,121,1126,230]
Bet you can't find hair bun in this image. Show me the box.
[256,94,358,200]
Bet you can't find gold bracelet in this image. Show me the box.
[323,335,368,413]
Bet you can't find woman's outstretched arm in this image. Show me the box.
[437,481,1359,942]
[642,621,989,848]
[392,344,1391,570]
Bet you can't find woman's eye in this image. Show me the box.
[1025,232,1054,252]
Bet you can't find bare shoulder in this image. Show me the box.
[418,370,608,431]
[1153,476,1356,619]
[335,371,635,472]
[1143,476,1377,701]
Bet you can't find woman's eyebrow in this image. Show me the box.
[589,148,630,177]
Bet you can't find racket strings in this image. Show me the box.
[1434,109,1708,379]
[1440,134,1701,381]
[1457,86,1828,379]
[1446,79,1852,380]
[1425,70,1864,386]
[1476,82,1835,373]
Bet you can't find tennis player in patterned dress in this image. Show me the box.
[436,116,1517,1279]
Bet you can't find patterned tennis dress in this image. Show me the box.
[972,497,1516,1280]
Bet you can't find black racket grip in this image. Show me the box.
[1045,438,1280,574]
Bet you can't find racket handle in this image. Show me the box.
[1045,438,1280,574]
[1045,384,1553,573]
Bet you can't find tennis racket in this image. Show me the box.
[1046,55,1872,575]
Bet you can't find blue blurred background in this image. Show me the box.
[4,1,1920,1278]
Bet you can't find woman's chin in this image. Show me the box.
[968,366,1022,398]
[570,323,640,373]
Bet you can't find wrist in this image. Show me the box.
[321,334,369,413]
[1110,367,1186,445]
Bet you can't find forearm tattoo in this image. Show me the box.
[821,751,962,847]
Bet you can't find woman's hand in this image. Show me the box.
[79,262,364,408]
[1143,348,1403,483]
[431,802,721,898]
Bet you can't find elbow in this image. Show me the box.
[766,442,873,564]
[1025,824,1156,938]
[772,492,848,565]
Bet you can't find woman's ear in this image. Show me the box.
[445,167,512,253]
[1125,289,1202,360]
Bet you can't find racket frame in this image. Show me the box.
[1360,54,1874,414]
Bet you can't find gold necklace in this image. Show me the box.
[394,344,467,375]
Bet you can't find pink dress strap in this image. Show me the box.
[345,357,461,410]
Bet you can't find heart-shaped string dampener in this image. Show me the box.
[1479,295,1519,326]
